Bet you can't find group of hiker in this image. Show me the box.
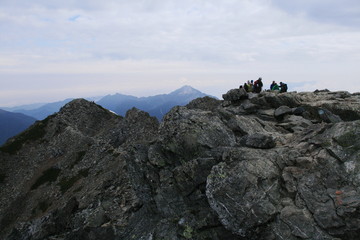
[270,81,288,92]
[240,77,288,93]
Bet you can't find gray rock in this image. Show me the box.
[241,100,258,113]
[159,106,236,162]
[186,96,221,112]
[222,88,248,102]
[318,108,342,123]
[245,133,276,149]
[274,105,292,118]
[252,92,301,108]
[279,206,315,239]
[292,106,306,115]
[277,115,313,133]
[206,148,282,237]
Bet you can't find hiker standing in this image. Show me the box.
[243,82,249,92]
[253,77,263,93]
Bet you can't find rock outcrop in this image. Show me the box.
[0,90,360,240]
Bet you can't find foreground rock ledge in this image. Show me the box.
[0,91,360,240]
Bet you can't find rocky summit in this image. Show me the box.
[0,90,360,240]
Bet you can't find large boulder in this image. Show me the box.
[206,148,282,237]
[274,105,293,119]
[158,106,236,162]
[186,96,221,112]
[317,108,342,123]
[245,133,276,149]
[222,88,248,102]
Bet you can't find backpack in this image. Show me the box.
[283,84,287,91]
[281,84,288,92]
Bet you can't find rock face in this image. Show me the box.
[0,90,360,240]
[222,88,248,102]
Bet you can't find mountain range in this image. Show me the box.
[97,85,209,119]
[2,86,210,120]
[0,110,36,145]
[0,86,212,145]
[3,98,75,120]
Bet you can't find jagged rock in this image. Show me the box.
[222,88,248,102]
[241,100,258,114]
[1,91,360,240]
[251,92,301,108]
[292,106,306,115]
[206,148,282,237]
[314,89,330,93]
[186,96,221,112]
[278,115,313,133]
[274,105,292,118]
[159,106,236,162]
[318,108,342,123]
[124,107,159,143]
[245,133,276,149]
[278,205,319,239]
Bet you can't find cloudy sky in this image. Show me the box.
[1,0,360,106]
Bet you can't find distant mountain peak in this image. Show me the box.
[171,85,201,95]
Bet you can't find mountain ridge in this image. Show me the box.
[3,85,212,120]
[1,89,360,239]
[0,86,212,144]
[0,109,36,145]
[97,85,212,119]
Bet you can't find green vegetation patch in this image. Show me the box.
[58,168,89,194]
[31,167,61,190]
[183,225,194,239]
[0,116,52,154]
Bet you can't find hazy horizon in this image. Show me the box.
[1,0,360,107]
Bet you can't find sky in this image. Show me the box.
[1,0,360,106]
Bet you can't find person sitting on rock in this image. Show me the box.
[271,82,280,91]
[253,77,263,93]
[280,82,288,93]
[270,81,276,90]
[243,82,249,92]
[247,80,253,92]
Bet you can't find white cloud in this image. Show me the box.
[0,0,360,106]
[271,0,360,27]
